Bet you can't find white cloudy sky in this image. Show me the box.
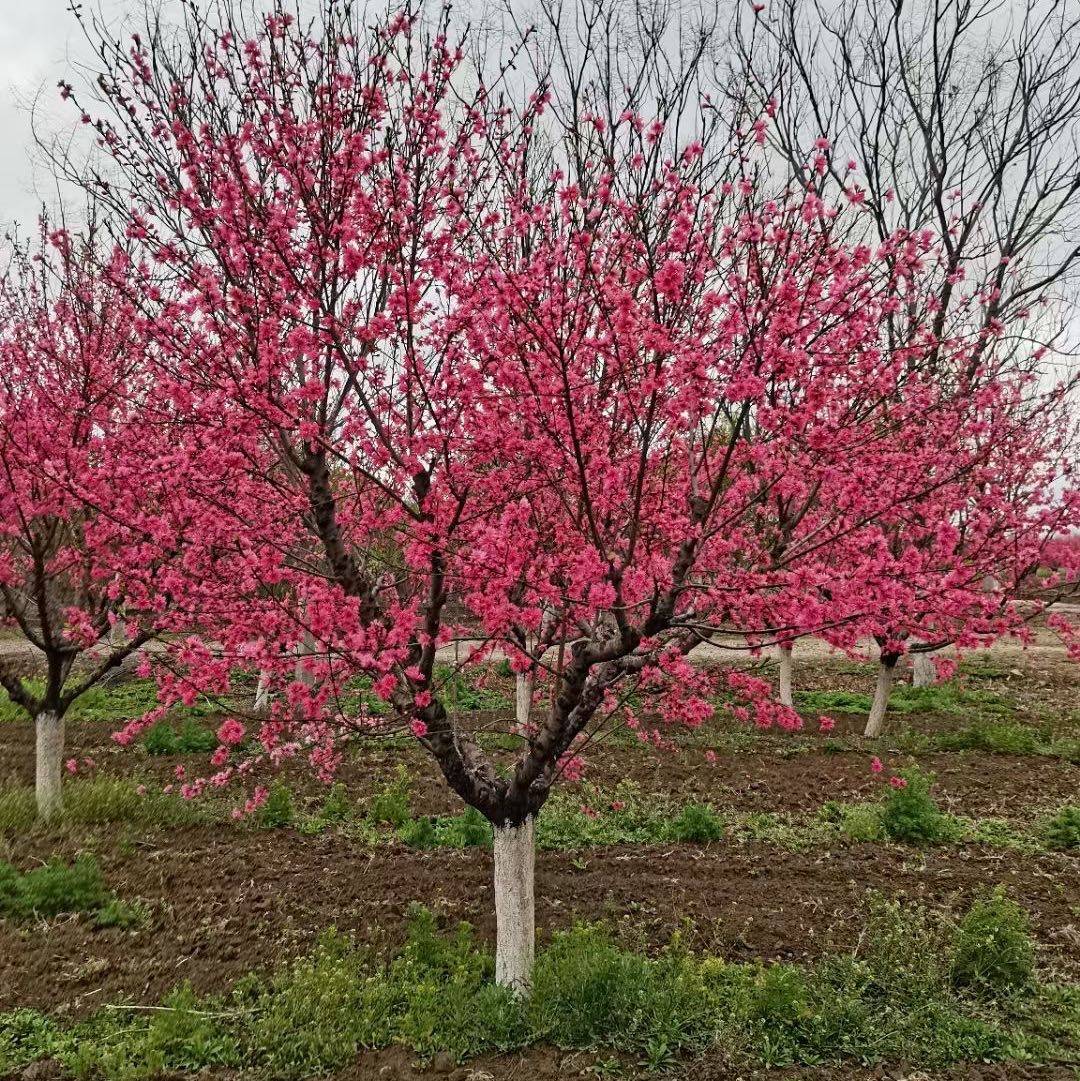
[0,0,133,230]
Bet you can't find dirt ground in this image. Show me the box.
[0,641,1077,1080]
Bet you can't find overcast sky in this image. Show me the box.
[0,0,129,231]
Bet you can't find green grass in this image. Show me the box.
[0,679,162,724]
[894,721,1080,762]
[1,897,1074,1078]
[286,773,1056,855]
[0,854,146,927]
[330,664,512,719]
[795,681,1011,718]
[1042,805,1080,850]
[142,718,218,756]
[0,777,217,835]
[0,769,1052,858]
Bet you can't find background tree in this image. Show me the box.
[733,0,1080,693]
[0,222,162,818]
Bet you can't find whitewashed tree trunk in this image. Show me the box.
[493,816,536,993]
[254,670,271,714]
[777,643,794,707]
[514,670,534,727]
[911,652,935,688]
[295,630,317,687]
[35,710,64,821]
[863,661,896,738]
[100,616,127,686]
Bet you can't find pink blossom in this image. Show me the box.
[216,718,246,746]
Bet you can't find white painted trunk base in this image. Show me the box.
[777,644,794,707]
[493,817,536,993]
[911,652,935,688]
[295,631,317,686]
[515,671,534,727]
[863,662,896,738]
[254,670,271,714]
[35,711,65,821]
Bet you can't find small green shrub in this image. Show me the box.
[243,931,395,1074]
[529,924,714,1051]
[368,767,412,827]
[20,856,108,917]
[879,767,961,845]
[438,806,493,849]
[319,783,353,824]
[143,719,219,756]
[667,803,724,843]
[143,722,180,756]
[0,855,143,926]
[951,889,1035,997]
[94,896,151,929]
[399,816,437,849]
[819,800,885,842]
[78,984,241,1076]
[1042,805,1080,850]
[259,783,295,829]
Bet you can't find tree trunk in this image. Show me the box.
[254,670,271,714]
[35,710,65,821]
[295,630,317,687]
[777,643,794,707]
[99,617,128,686]
[515,670,534,727]
[863,658,897,738]
[911,652,935,688]
[493,816,536,993]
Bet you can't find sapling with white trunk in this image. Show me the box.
[253,670,271,714]
[0,621,149,818]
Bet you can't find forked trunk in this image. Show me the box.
[863,658,897,738]
[35,710,65,821]
[911,652,935,688]
[493,816,536,993]
[777,643,794,707]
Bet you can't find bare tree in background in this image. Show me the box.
[733,0,1080,704]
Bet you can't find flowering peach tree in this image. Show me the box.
[0,224,174,818]
[54,0,1078,987]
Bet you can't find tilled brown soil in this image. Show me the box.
[2,714,1078,825]
[1,655,1078,1080]
[1,826,1077,1015]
